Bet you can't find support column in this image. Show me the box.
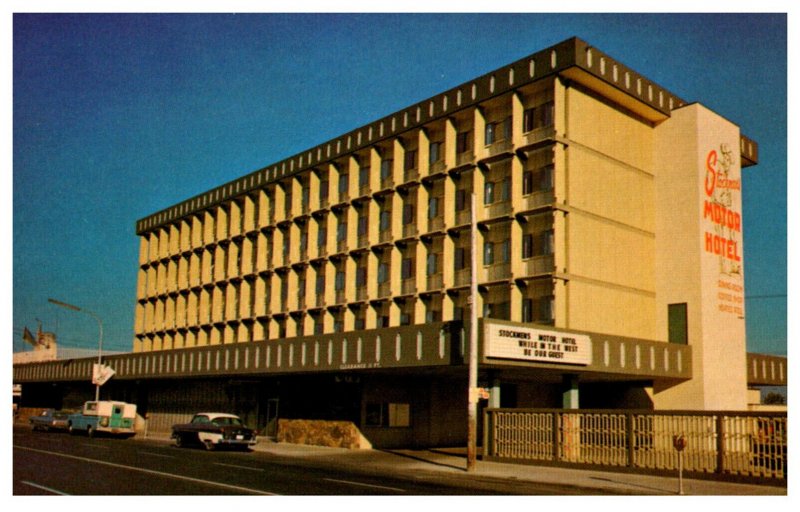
[562,374,580,409]
[489,373,502,409]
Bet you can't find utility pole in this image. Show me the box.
[49,298,104,401]
[467,193,479,471]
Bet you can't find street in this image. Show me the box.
[12,425,605,495]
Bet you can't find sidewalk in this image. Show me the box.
[140,433,787,495]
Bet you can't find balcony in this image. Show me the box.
[521,254,555,277]
[485,199,512,220]
[426,273,444,292]
[378,281,391,298]
[521,189,555,213]
[404,167,419,183]
[401,278,416,296]
[484,139,513,160]
[356,286,368,302]
[484,262,511,283]
[402,223,417,239]
[453,267,471,288]
[519,126,556,152]
[335,289,346,305]
[456,151,475,168]
[427,215,444,233]
[379,229,393,244]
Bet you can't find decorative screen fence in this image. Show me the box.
[484,409,786,480]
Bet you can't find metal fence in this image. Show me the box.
[484,408,786,479]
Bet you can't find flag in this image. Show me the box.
[22,327,37,347]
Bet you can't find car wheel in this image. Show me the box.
[87,425,94,438]
[203,440,215,451]
[175,434,184,448]
[68,423,75,435]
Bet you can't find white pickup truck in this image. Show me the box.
[68,400,137,437]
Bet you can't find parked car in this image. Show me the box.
[171,412,257,451]
[30,409,70,432]
[68,401,137,438]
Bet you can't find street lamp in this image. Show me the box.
[48,298,103,401]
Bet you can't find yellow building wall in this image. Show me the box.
[558,83,656,340]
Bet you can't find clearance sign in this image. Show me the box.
[702,142,744,317]
[484,323,592,365]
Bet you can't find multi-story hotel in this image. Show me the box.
[16,37,784,448]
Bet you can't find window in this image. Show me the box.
[523,170,534,195]
[429,142,442,163]
[402,204,415,225]
[404,150,417,171]
[484,241,494,265]
[453,306,465,322]
[484,181,495,204]
[338,173,349,195]
[522,234,534,259]
[337,221,347,242]
[455,189,467,211]
[454,247,467,270]
[428,196,439,219]
[540,296,554,322]
[401,257,415,279]
[314,318,324,335]
[484,302,510,320]
[377,315,390,328]
[486,117,511,145]
[319,180,329,202]
[359,166,370,188]
[456,131,471,153]
[523,165,554,195]
[523,107,536,132]
[399,313,411,326]
[668,303,688,345]
[485,122,496,145]
[356,266,367,287]
[542,230,554,255]
[365,402,410,427]
[317,225,327,247]
[335,271,345,291]
[380,159,393,180]
[522,298,534,323]
[315,274,325,294]
[523,102,555,132]
[427,253,438,275]
[426,310,441,323]
[357,214,368,236]
[380,210,391,232]
[501,239,511,263]
[377,262,389,284]
[355,317,366,331]
[501,177,511,201]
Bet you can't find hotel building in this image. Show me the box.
[15,37,783,448]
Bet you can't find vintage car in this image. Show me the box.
[171,412,257,451]
[30,409,70,432]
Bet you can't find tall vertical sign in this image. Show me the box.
[654,104,748,410]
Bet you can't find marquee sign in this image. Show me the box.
[484,323,592,365]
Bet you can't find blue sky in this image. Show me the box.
[10,12,788,355]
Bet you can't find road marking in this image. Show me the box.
[323,477,407,493]
[81,443,110,449]
[213,462,265,472]
[15,445,279,495]
[20,480,70,495]
[139,451,176,459]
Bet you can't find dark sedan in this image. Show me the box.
[171,412,258,451]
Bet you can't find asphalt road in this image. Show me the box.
[13,425,607,495]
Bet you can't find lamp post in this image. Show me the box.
[48,298,103,401]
